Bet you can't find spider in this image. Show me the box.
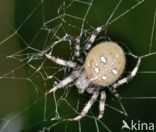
[45,26,141,121]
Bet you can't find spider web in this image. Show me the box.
[0,0,156,131]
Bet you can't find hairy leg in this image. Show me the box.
[45,71,80,95]
[45,53,76,68]
[112,57,141,89]
[68,90,99,121]
[74,37,81,58]
[98,91,106,119]
[85,26,103,51]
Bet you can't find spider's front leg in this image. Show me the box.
[85,26,103,51]
[73,37,85,64]
[74,37,81,58]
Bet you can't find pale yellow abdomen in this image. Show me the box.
[84,41,126,86]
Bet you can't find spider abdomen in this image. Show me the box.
[84,41,126,86]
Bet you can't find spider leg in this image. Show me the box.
[98,91,106,119]
[112,57,141,90]
[45,71,80,95]
[85,26,103,51]
[68,90,99,121]
[74,37,81,58]
[45,53,76,68]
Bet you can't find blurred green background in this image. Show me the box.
[0,0,156,131]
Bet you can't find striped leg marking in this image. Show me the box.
[75,37,81,57]
[112,57,141,89]
[45,71,80,95]
[45,53,76,68]
[68,91,99,121]
[85,26,103,51]
[98,91,106,119]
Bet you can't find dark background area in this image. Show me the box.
[0,0,156,131]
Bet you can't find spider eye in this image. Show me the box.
[84,41,126,86]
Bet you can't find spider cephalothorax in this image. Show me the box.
[45,26,141,121]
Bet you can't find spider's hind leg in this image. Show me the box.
[68,90,99,121]
[112,57,141,89]
[108,57,141,99]
[45,53,77,68]
[98,91,106,119]
[45,71,80,95]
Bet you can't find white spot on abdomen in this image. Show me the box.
[100,56,107,64]
[112,69,118,75]
[95,67,100,73]
[102,76,107,80]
